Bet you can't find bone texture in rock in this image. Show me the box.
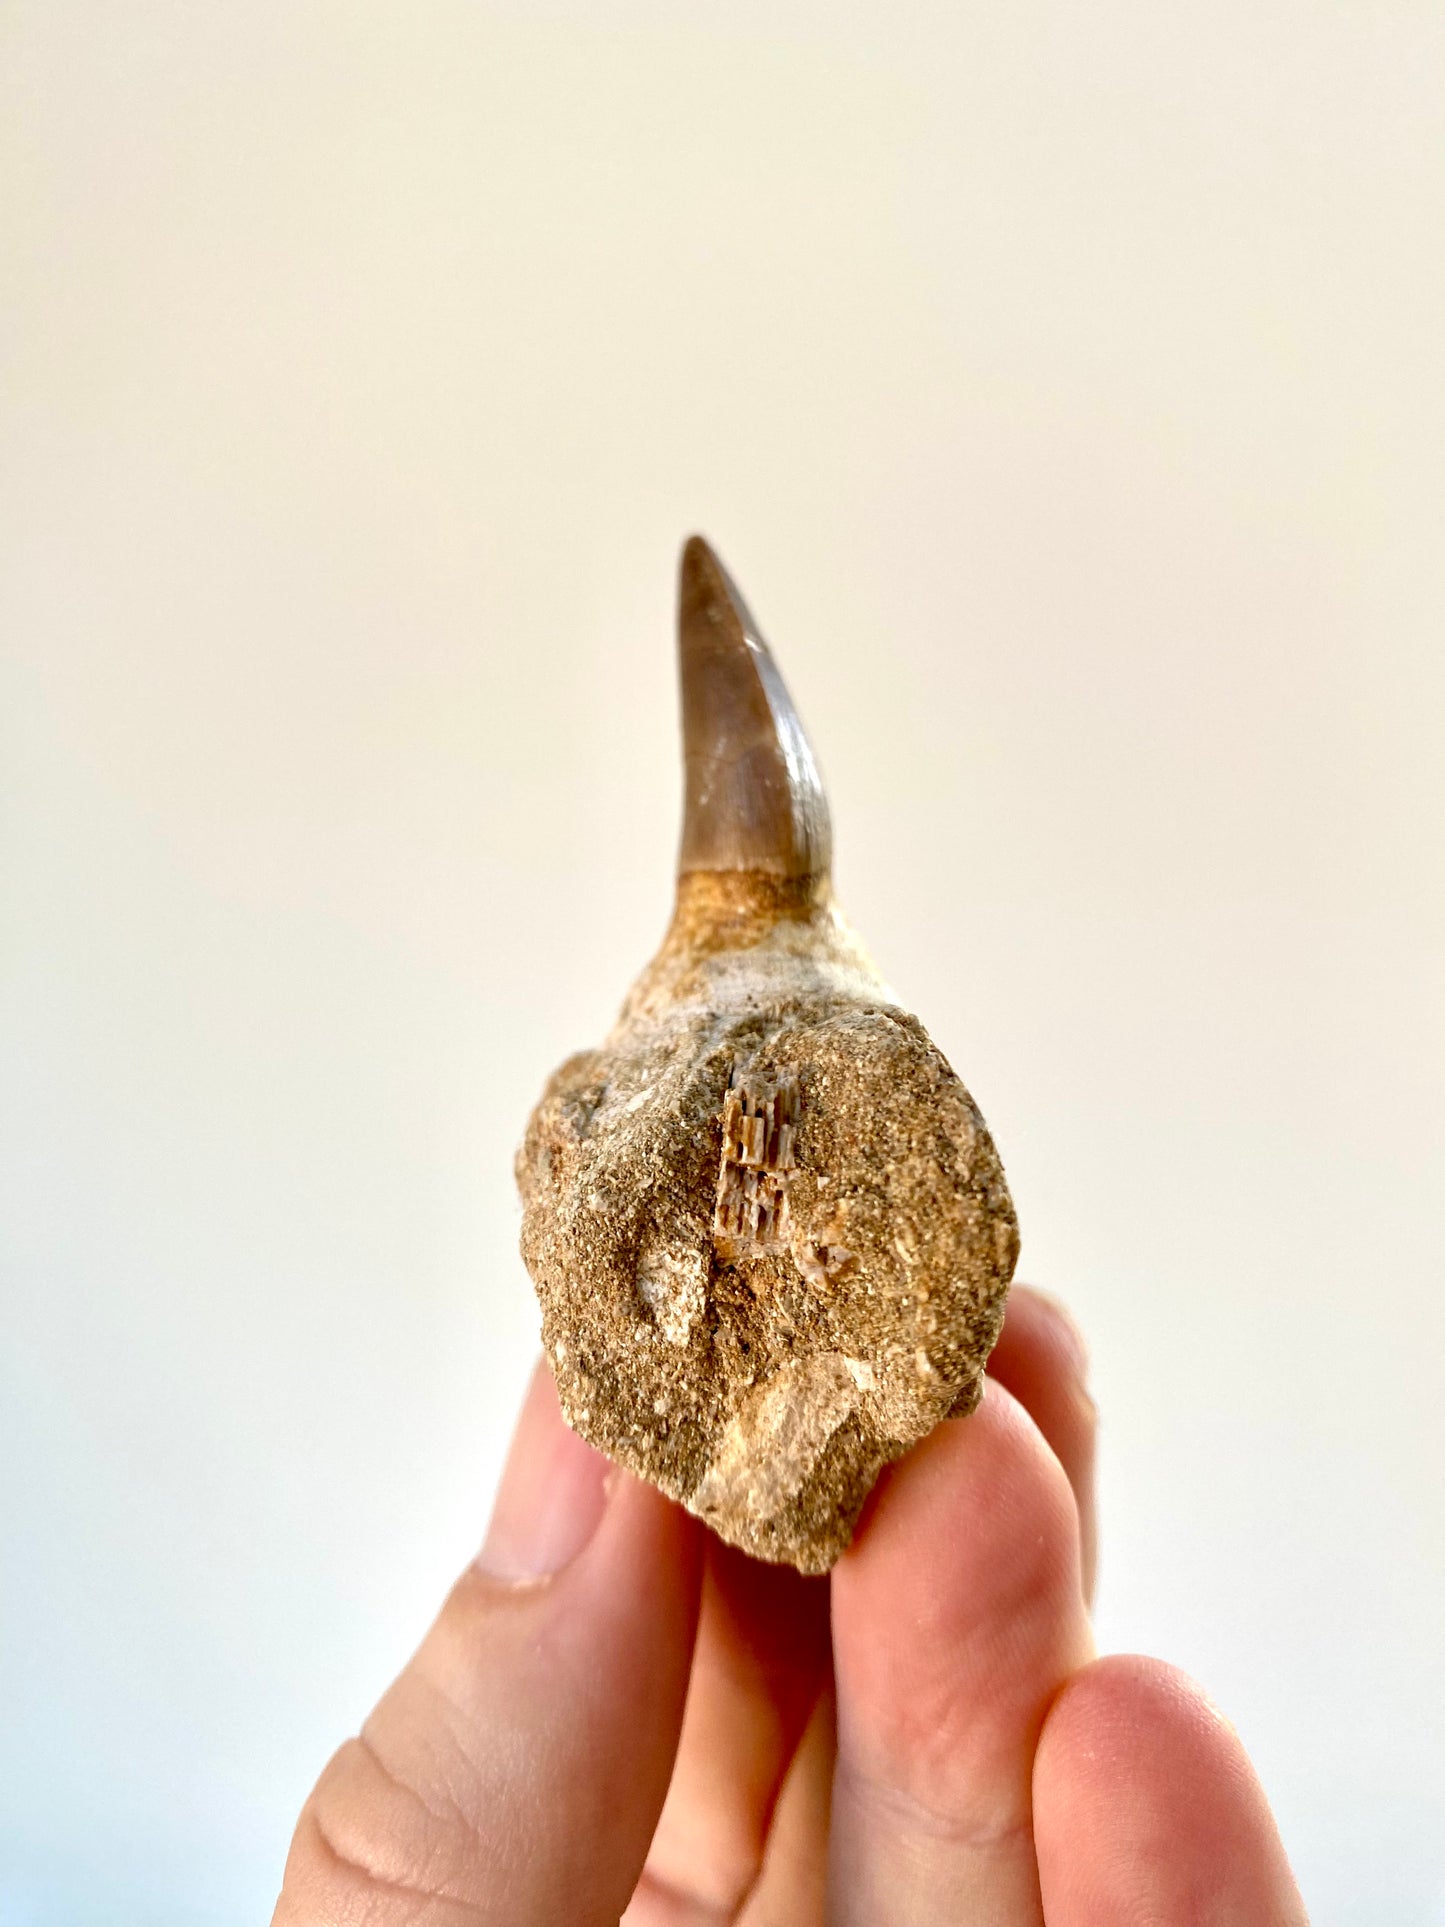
[516,537,1018,1572]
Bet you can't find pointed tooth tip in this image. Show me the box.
[680,532,727,580]
[678,535,756,646]
[675,536,832,885]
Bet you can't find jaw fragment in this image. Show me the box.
[516,537,1017,1572]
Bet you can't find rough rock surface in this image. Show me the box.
[517,872,1018,1573]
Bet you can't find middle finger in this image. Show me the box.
[627,1537,831,1924]
[828,1384,1094,1926]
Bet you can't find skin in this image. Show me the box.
[273,1286,1309,1926]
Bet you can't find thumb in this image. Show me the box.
[273,1362,703,1926]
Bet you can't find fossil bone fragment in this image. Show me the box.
[516,538,1018,1572]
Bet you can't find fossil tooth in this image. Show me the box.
[677,533,831,881]
[517,538,1018,1573]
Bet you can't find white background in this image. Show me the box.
[2,5,1442,1921]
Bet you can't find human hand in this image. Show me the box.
[273,1285,1308,1924]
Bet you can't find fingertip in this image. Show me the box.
[824,1386,1095,1917]
[993,1283,1091,1385]
[841,1383,1082,1624]
[1035,1655,1307,1924]
[1038,1654,1251,1801]
[476,1357,704,1597]
[987,1284,1099,1601]
[587,1459,706,1619]
[478,1359,613,1580]
[831,1384,1091,1799]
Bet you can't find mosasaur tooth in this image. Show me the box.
[516,536,1018,1573]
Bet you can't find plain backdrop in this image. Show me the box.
[2,4,1443,1922]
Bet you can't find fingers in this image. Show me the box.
[828,1384,1094,1927]
[273,1363,703,1927]
[626,1540,830,1926]
[1034,1655,1309,1926]
[631,1277,1099,1927]
[988,1283,1099,1601]
[735,1683,834,1927]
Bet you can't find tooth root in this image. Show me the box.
[677,535,832,882]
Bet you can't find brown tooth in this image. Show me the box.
[676,535,832,882]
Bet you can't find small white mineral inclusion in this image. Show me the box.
[634,1237,707,1346]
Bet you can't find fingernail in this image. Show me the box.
[477,1363,613,1580]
